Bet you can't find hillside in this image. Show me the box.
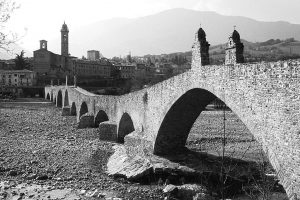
[147,38,300,65]
[46,8,300,58]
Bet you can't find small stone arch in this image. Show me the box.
[57,90,63,108]
[64,90,69,107]
[79,102,88,117]
[46,93,50,100]
[51,92,53,102]
[70,102,77,116]
[118,112,135,143]
[95,110,109,127]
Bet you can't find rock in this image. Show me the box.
[9,170,18,176]
[107,145,152,180]
[36,174,48,180]
[163,184,178,194]
[27,173,37,180]
[177,184,208,200]
[163,184,208,200]
[0,167,6,172]
[80,189,86,194]
[193,193,215,200]
[90,189,99,197]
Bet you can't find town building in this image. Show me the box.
[0,60,15,70]
[87,50,100,61]
[0,69,36,87]
[117,63,136,79]
[71,58,113,78]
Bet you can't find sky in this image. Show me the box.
[4,0,300,56]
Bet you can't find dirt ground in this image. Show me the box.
[0,99,163,200]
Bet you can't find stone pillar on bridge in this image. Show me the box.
[191,26,210,69]
[65,75,68,86]
[225,28,244,65]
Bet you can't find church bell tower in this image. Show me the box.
[61,21,69,56]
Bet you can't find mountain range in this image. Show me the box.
[2,8,300,59]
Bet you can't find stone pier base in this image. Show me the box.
[124,131,153,157]
[78,114,94,129]
[62,107,71,116]
[98,121,118,142]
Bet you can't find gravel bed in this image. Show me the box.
[0,101,164,200]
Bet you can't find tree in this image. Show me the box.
[14,50,29,70]
[0,0,18,51]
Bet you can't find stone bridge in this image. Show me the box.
[45,34,300,199]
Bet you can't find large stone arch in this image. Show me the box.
[79,101,88,117]
[57,90,63,108]
[95,110,109,127]
[154,88,216,155]
[64,90,69,107]
[118,112,135,143]
[51,92,53,102]
[70,102,77,116]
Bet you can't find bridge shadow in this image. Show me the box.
[144,147,283,198]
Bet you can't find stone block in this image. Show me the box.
[78,114,94,129]
[98,121,117,142]
[61,106,70,116]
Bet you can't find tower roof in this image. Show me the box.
[197,27,206,42]
[61,21,69,32]
[232,29,240,43]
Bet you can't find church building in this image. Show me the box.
[33,22,73,84]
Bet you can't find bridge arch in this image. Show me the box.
[154,88,216,155]
[64,90,69,107]
[79,102,88,117]
[57,90,63,108]
[70,102,77,116]
[51,92,53,102]
[95,110,109,127]
[118,112,135,143]
[46,93,50,100]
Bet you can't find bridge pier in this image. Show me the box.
[124,131,153,157]
[98,121,118,142]
[62,106,71,116]
[78,114,95,129]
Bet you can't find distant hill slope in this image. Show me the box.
[48,8,300,58]
[159,38,300,64]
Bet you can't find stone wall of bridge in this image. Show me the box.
[45,59,300,198]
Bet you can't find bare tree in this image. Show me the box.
[0,0,19,51]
